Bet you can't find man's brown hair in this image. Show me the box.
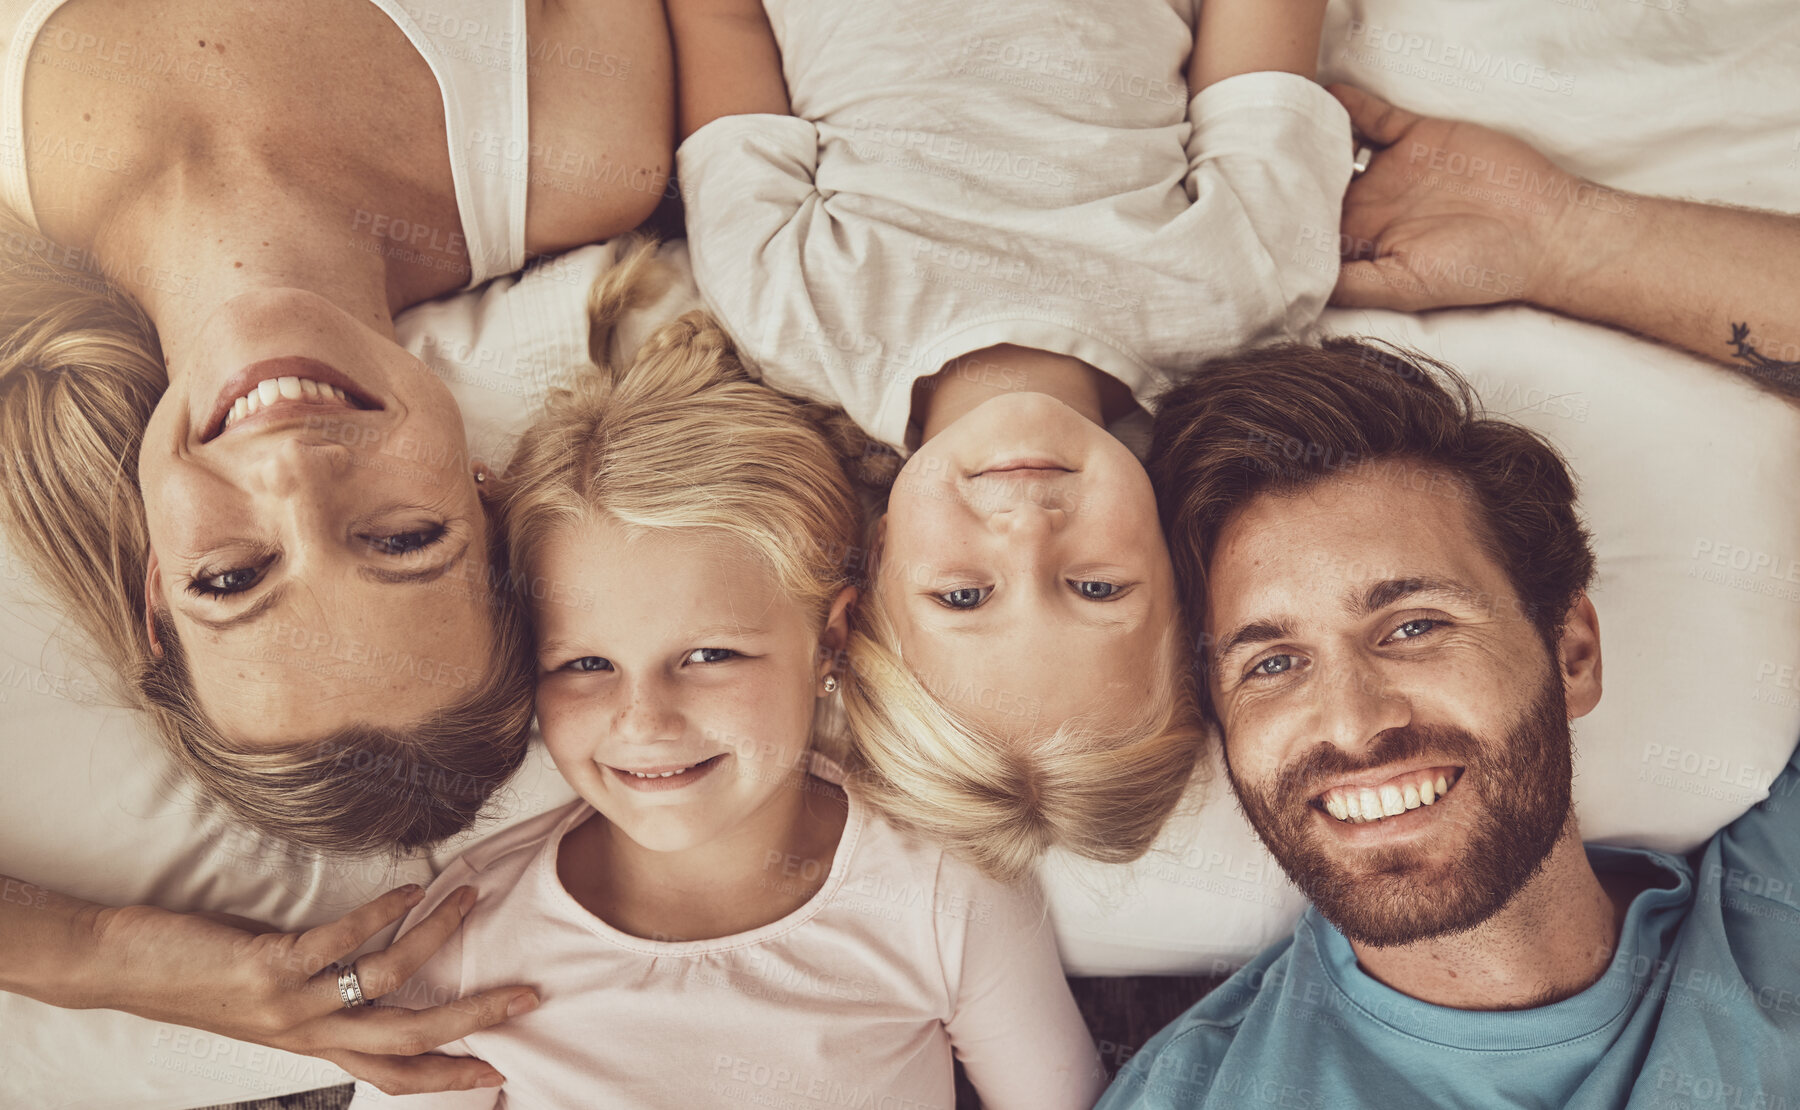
[1147,338,1596,719]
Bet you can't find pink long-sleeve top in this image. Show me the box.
[350,766,1106,1109]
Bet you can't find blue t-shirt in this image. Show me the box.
[1097,745,1800,1109]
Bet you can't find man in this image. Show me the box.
[1098,339,1800,1107]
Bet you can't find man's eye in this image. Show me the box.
[1250,655,1295,678]
[564,657,613,673]
[936,586,991,610]
[364,526,446,556]
[1073,580,1120,600]
[187,567,260,598]
[1391,618,1439,641]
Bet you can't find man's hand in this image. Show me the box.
[86,886,536,1095]
[1325,84,1800,387]
[1329,83,1587,313]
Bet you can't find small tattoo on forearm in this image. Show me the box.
[1727,322,1800,399]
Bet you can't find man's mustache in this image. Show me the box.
[1270,724,1487,804]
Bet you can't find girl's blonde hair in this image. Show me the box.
[498,238,882,754]
[0,206,534,854]
[841,584,1206,882]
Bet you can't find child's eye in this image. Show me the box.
[686,648,737,664]
[1072,580,1122,600]
[564,657,613,673]
[935,586,990,610]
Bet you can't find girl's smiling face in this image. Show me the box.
[531,514,844,853]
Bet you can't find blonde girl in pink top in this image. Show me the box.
[351,241,1106,1109]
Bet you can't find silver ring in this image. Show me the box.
[1352,144,1375,175]
[336,963,369,1009]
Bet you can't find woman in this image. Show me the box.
[0,0,670,1090]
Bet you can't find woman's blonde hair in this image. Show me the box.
[840,583,1207,882]
[0,207,534,854]
[498,238,882,755]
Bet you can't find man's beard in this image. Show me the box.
[1228,670,1573,948]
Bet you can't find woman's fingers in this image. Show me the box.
[316,986,541,1058]
[1327,83,1422,147]
[294,885,427,975]
[348,887,478,1000]
[318,1047,506,1098]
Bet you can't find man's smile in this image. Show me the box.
[1312,765,1465,824]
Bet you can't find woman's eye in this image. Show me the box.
[187,566,261,598]
[363,526,446,556]
[565,657,612,673]
[1249,655,1295,678]
[936,586,991,610]
[686,648,737,664]
[1074,580,1120,600]
[1391,618,1439,641]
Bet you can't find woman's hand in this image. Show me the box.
[85,885,536,1095]
[1329,84,1589,313]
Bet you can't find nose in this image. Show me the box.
[245,438,354,498]
[984,490,1067,539]
[1316,655,1410,754]
[612,674,685,746]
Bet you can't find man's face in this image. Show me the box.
[1204,463,1599,947]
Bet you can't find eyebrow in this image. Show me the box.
[1212,577,1483,669]
[920,598,1145,636]
[1211,618,1295,669]
[1353,576,1484,615]
[356,540,471,585]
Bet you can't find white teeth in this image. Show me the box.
[628,765,694,779]
[1320,771,1454,823]
[1359,788,1382,820]
[220,377,355,430]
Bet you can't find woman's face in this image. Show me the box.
[137,290,496,746]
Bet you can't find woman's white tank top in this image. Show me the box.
[0,0,529,286]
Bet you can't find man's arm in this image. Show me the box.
[1330,85,1800,395]
[665,0,790,139]
[1189,0,1329,90]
